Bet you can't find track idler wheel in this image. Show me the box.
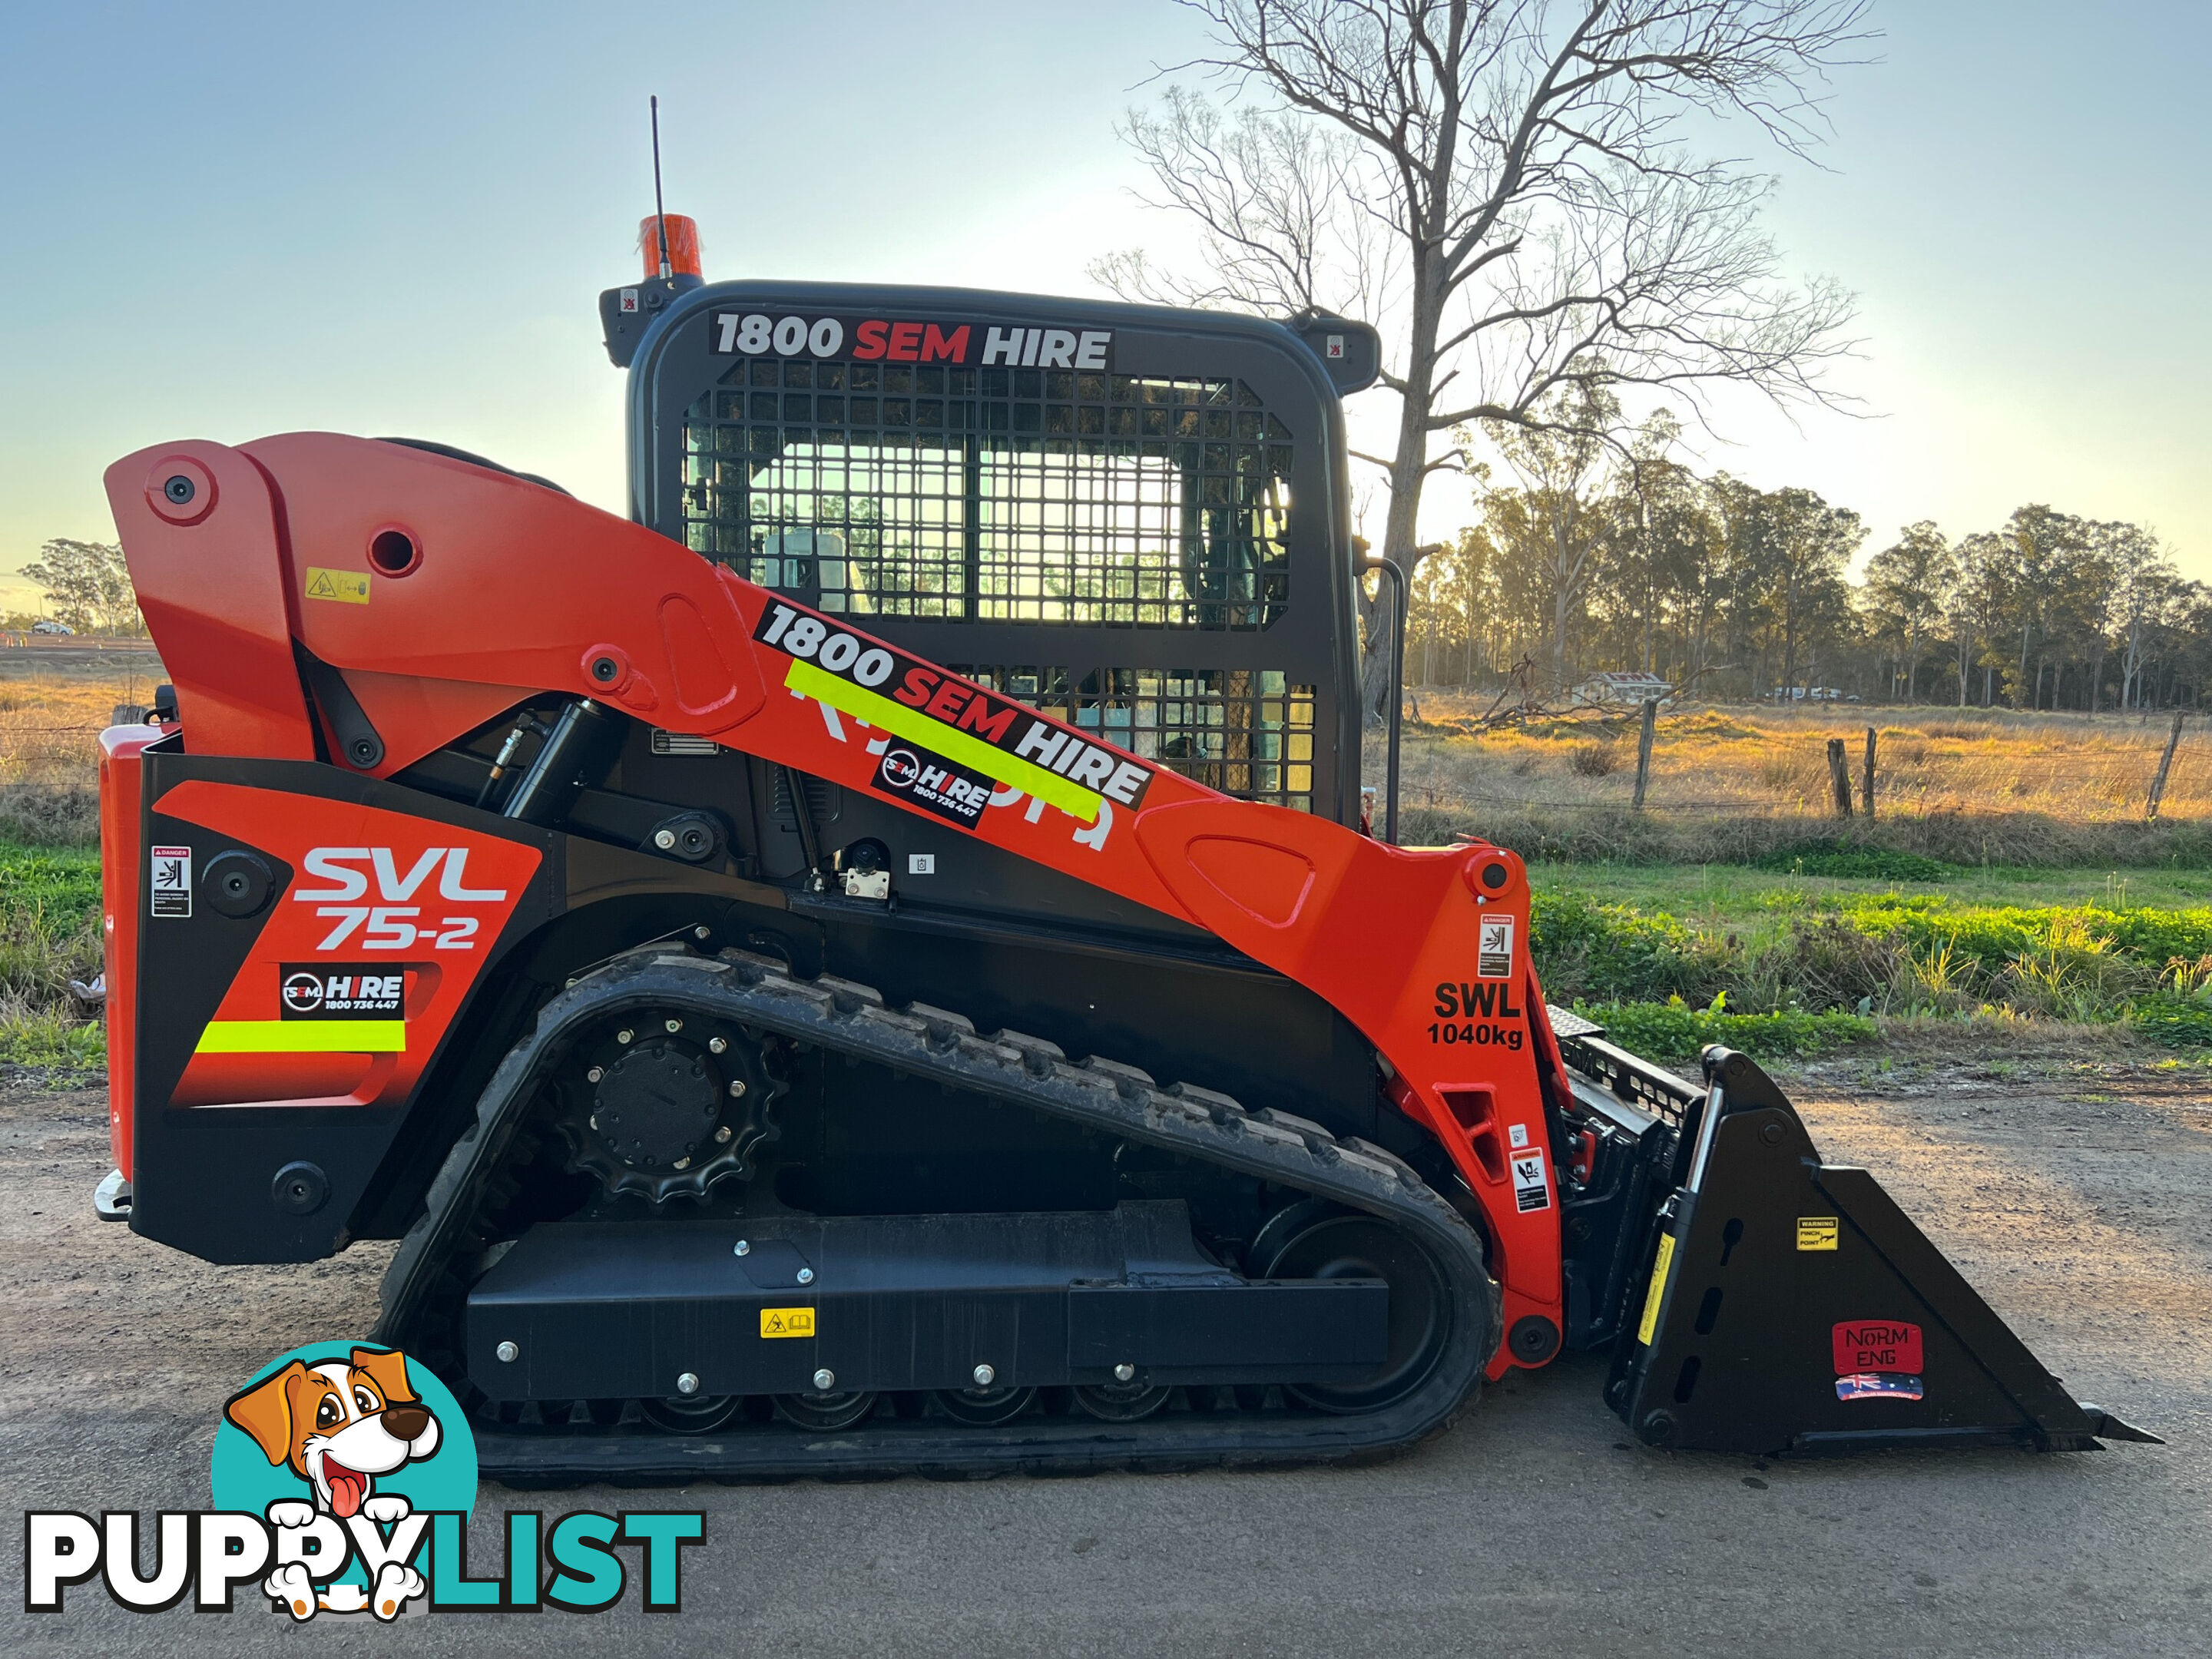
[638,1394,743,1434]
[934,1385,1037,1426]
[1074,1381,1172,1422]
[1253,1205,1452,1415]
[774,1391,879,1431]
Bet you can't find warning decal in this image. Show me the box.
[760,1307,816,1339]
[304,567,371,604]
[1796,1216,1839,1251]
[1510,1147,1550,1214]
[1478,916,1515,979]
[1636,1231,1677,1346]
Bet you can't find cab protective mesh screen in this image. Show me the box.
[949,664,1316,812]
[683,363,1295,630]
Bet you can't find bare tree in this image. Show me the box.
[1095,0,1867,720]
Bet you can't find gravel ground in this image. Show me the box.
[5,1071,2206,1657]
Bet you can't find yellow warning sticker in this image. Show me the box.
[1796,1216,1839,1252]
[1636,1231,1677,1346]
[760,1307,815,1339]
[304,567,371,604]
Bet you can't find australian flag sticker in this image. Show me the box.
[1835,1371,1925,1402]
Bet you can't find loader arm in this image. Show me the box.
[106,432,1567,1366]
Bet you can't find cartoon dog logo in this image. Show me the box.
[224,1345,442,1619]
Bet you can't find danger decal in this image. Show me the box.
[710,313,1112,369]
[752,601,1154,823]
[1477,916,1515,979]
[151,845,192,918]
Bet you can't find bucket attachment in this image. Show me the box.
[1604,1047,2160,1455]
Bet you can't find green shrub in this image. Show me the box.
[1836,897,2212,986]
[1753,841,1950,882]
[1575,999,1878,1061]
[2128,996,2212,1049]
[0,840,106,1070]
[1530,889,1734,1005]
[0,843,101,934]
[0,1005,104,1070]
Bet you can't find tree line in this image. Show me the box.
[17,539,144,637]
[1406,401,2206,711]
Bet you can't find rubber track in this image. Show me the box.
[378,943,1502,1485]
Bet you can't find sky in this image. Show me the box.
[2,1,2207,614]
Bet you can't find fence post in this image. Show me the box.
[1862,726,1877,819]
[1826,737,1853,818]
[2146,710,2186,823]
[1632,697,1657,810]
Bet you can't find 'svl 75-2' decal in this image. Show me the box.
[293,847,510,952]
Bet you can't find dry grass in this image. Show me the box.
[1384,694,2212,865]
[0,642,164,844]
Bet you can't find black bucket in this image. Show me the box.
[1604,1047,2160,1455]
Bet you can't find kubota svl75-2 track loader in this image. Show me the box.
[92,218,2152,1481]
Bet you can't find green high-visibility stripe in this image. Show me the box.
[783,657,1103,823]
[195,1020,407,1054]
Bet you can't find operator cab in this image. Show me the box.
[604,251,1380,827]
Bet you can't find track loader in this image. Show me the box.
[91,216,2153,1481]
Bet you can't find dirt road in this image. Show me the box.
[5,1072,2207,1657]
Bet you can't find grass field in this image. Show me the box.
[1397,700,2212,1065]
[1526,863,2212,1060]
[0,840,103,1068]
[1392,696,2212,866]
[0,641,161,845]
[0,644,157,1071]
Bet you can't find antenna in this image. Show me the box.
[650,95,672,280]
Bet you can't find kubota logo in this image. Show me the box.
[293,847,511,953]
